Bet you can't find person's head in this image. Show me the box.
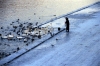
[65,17,68,20]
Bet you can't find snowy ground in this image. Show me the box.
[0,2,100,66]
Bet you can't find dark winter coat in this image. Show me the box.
[65,17,70,32]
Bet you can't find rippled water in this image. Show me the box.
[0,0,99,24]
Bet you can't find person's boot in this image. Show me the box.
[66,29,69,32]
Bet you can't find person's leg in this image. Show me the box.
[67,28,69,32]
[67,25,69,32]
[68,29,69,32]
[65,27,67,32]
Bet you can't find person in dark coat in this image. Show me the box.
[65,17,70,32]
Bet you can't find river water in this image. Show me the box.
[0,0,99,24]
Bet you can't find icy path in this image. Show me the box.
[8,3,100,66]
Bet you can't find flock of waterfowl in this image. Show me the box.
[0,19,55,41]
[0,19,55,59]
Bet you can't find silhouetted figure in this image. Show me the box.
[65,17,70,32]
